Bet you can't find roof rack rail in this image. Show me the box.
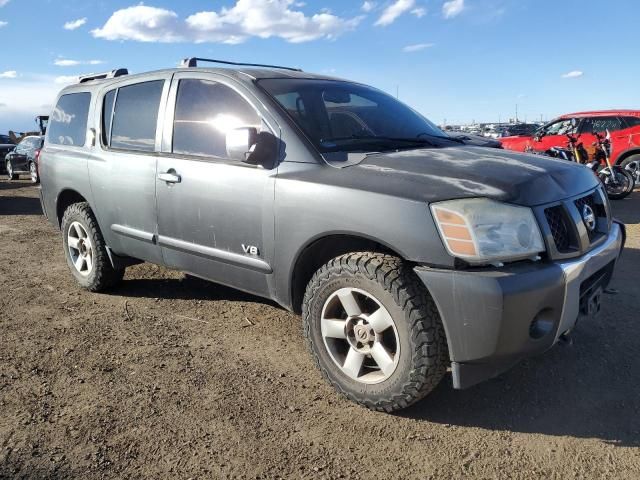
[78,68,129,84]
[180,57,302,72]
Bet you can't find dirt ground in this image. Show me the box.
[0,178,639,480]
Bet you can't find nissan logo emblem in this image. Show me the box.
[582,204,596,232]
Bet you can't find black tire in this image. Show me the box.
[601,167,634,200]
[619,154,640,185]
[302,252,448,412]
[28,162,39,184]
[61,202,124,291]
[6,160,17,180]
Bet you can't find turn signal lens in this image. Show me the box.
[431,198,545,265]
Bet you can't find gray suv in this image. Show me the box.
[39,59,625,412]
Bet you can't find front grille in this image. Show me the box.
[540,188,611,258]
[544,206,573,253]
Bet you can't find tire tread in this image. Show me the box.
[61,202,124,292]
[302,252,448,412]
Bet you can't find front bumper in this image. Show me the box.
[415,221,625,389]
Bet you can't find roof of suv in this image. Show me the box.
[559,110,640,119]
[60,66,340,94]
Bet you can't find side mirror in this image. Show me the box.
[225,127,258,162]
[245,131,280,170]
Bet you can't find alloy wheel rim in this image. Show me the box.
[67,221,94,276]
[626,160,640,182]
[30,163,37,182]
[6,162,11,177]
[321,287,400,384]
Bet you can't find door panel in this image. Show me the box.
[156,158,276,296]
[11,143,28,170]
[88,75,170,264]
[89,149,162,263]
[155,72,279,297]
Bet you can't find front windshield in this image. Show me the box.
[258,78,448,153]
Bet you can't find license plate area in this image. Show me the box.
[579,261,615,319]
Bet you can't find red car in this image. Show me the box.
[500,110,640,170]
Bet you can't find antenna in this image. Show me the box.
[180,57,302,72]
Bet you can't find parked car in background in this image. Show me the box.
[0,134,15,174]
[5,135,43,183]
[446,131,503,148]
[501,123,540,137]
[500,111,640,172]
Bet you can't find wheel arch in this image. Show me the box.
[615,147,640,165]
[288,232,409,314]
[56,189,89,228]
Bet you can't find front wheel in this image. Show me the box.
[6,160,17,180]
[302,252,448,412]
[61,202,124,291]
[600,167,635,200]
[29,162,39,184]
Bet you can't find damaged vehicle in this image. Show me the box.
[39,60,625,412]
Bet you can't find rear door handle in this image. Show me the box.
[158,171,181,184]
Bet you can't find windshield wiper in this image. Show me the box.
[320,135,436,147]
[417,132,465,144]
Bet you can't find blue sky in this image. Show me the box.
[1,0,639,134]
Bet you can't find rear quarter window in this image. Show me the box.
[48,92,91,146]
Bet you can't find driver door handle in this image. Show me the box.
[158,171,181,184]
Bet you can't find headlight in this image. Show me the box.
[430,198,545,265]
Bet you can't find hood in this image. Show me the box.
[348,146,599,206]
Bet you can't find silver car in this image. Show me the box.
[39,59,624,412]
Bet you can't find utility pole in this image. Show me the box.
[515,104,519,123]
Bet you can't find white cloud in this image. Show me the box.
[54,58,105,67]
[402,42,434,52]
[375,0,415,26]
[55,75,79,85]
[561,70,584,79]
[0,75,62,132]
[64,17,87,30]
[443,0,465,18]
[361,1,376,12]
[411,7,426,17]
[92,1,362,44]
[0,0,10,7]
[0,70,17,78]
[0,21,7,28]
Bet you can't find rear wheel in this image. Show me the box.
[302,252,448,412]
[61,202,124,291]
[29,162,39,184]
[6,160,17,180]
[620,155,640,185]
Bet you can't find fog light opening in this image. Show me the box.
[529,309,554,340]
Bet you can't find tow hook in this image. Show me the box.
[559,331,573,346]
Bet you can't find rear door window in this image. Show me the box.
[48,92,91,146]
[110,80,164,152]
[578,116,624,134]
